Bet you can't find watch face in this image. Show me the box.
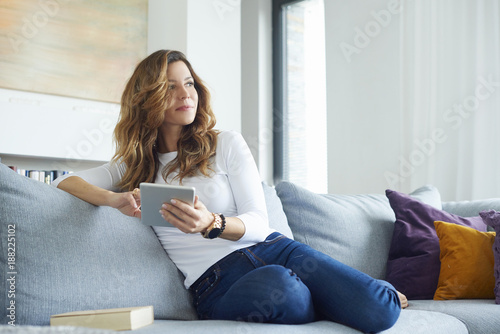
[208,227,221,239]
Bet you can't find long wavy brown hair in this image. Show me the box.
[112,50,218,191]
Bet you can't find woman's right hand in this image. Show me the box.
[108,188,141,218]
[57,176,141,218]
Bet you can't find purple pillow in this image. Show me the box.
[385,189,487,300]
[479,210,500,304]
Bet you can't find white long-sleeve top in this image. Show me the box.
[52,130,274,288]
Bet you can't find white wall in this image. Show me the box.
[187,0,241,133]
[148,0,241,133]
[147,0,187,54]
[324,0,402,194]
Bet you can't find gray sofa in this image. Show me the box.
[1,162,499,333]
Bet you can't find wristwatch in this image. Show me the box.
[202,213,226,239]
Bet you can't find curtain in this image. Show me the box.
[399,0,500,200]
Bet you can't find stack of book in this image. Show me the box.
[7,166,71,185]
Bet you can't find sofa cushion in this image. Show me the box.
[479,210,500,304]
[124,312,469,334]
[409,299,500,334]
[275,181,397,279]
[0,164,197,326]
[408,184,443,210]
[381,309,468,334]
[385,189,487,300]
[433,221,495,300]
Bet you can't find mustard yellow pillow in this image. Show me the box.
[433,220,496,300]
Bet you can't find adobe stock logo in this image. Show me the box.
[64,118,115,169]
[213,0,240,21]
[339,0,401,63]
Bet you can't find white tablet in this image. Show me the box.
[139,183,195,227]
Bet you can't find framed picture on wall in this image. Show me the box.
[0,0,148,103]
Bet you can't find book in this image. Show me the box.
[50,306,154,331]
[29,170,40,181]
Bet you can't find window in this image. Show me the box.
[273,0,327,193]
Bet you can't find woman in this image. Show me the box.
[53,50,406,333]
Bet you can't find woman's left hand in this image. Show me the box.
[159,195,213,234]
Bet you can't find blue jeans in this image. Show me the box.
[189,232,401,333]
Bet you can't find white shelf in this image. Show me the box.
[0,87,119,172]
[0,153,106,172]
[0,88,119,163]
